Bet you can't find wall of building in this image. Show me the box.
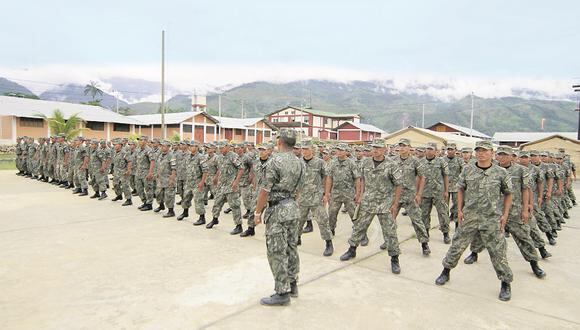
[521,138,580,168]
[0,116,14,141]
[384,130,445,147]
[17,117,48,138]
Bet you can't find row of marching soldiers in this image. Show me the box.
[14,134,576,302]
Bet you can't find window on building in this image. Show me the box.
[113,123,130,132]
[324,118,329,125]
[183,124,192,133]
[303,116,309,123]
[273,118,279,123]
[167,124,180,128]
[86,121,105,131]
[264,130,271,137]
[235,129,243,135]
[20,117,44,128]
[248,129,255,136]
[206,126,215,134]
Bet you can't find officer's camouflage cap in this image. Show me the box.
[446,143,457,150]
[398,138,411,146]
[371,139,386,148]
[496,146,512,155]
[474,140,493,150]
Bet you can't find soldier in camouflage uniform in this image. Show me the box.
[538,151,560,238]
[180,141,207,223]
[27,137,37,179]
[444,143,464,228]
[553,154,571,219]
[560,150,576,206]
[19,137,30,176]
[64,138,76,189]
[236,144,256,220]
[463,146,546,279]
[207,142,245,234]
[254,129,304,306]
[541,152,564,232]
[393,138,431,255]
[435,140,514,301]
[296,140,334,256]
[325,143,362,240]
[111,139,134,205]
[175,142,188,205]
[88,140,111,200]
[461,147,473,165]
[54,134,66,184]
[135,136,156,211]
[154,141,177,217]
[71,137,90,196]
[420,142,451,243]
[47,136,57,183]
[529,150,557,245]
[15,137,23,175]
[340,139,403,274]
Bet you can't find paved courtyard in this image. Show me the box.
[0,170,579,329]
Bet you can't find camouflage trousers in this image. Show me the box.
[533,205,553,233]
[542,197,559,230]
[203,182,217,203]
[470,212,539,262]
[176,179,185,200]
[59,162,68,182]
[246,188,258,228]
[567,185,576,203]
[19,156,28,173]
[89,171,108,192]
[15,156,22,172]
[328,197,356,231]
[156,185,176,209]
[47,162,55,179]
[212,190,242,225]
[399,192,429,243]
[113,173,132,199]
[129,175,136,192]
[420,195,450,234]
[348,210,400,257]
[298,204,332,241]
[182,183,206,215]
[135,176,155,204]
[442,219,513,283]
[528,215,546,249]
[67,164,75,185]
[240,185,253,212]
[43,161,50,178]
[449,192,459,223]
[264,202,300,295]
[76,168,88,190]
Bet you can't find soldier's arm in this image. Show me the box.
[457,188,464,224]
[323,176,332,205]
[81,156,89,170]
[147,159,155,179]
[126,160,133,176]
[546,177,553,199]
[557,178,564,195]
[232,168,244,191]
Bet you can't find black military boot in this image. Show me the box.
[138,203,146,210]
[224,207,232,214]
[443,233,451,244]
[556,220,562,231]
[504,229,511,238]
[163,208,175,218]
[140,203,153,211]
[90,191,100,199]
[303,220,313,233]
[530,260,546,278]
[242,209,251,219]
[131,189,138,196]
[401,210,408,216]
[122,199,132,206]
[421,242,431,256]
[154,203,165,213]
[464,252,478,264]
[59,181,68,188]
[230,224,243,235]
[290,281,299,298]
[323,240,334,257]
[193,214,206,226]
[78,188,88,196]
[546,232,557,246]
[177,208,189,221]
[98,191,108,200]
[176,199,182,205]
[112,195,123,202]
[297,236,302,246]
[435,268,451,285]
[209,193,214,200]
[240,227,255,237]
[72,188,82,194]
[563,211,570,220]
[206,217,219,229]
[340,246,357,261]
[361,233,369,246]
[260,293,290,306]
[66,183,74,189]
[573,200,578,207]
[539,247,552,259]
[391,255,401,274]
[380,242,388,250]
[499,282,511,301]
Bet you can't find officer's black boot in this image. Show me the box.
[140,203,153,211]
[499,282,511,301]
[209,193,214,200]
[504,229,511,238]
[205,217,219,229]
[464,252,478,264]
[131,189,138,196]
[163,208,175,218]
[242,209,251,219]
[138,203,146,210]
[176,199,182,205]
[154,203,165,213]
[224,207,232,214]
[556,219,562,231]
[260,293,290,306]
[297,236,302,246]
[422,242,431,256]
[98,191,108,200]
[539,246,552,259]
[67,183,74,189]
[230,224,243,235]
[72,188,82,194]
[391,255,401,274]
[240,226,255,237]
[340,246,357,261]
[112,195,123,202]
[290,281,298,298]
[380,242,388,250]
[546,231,557,245]
[530,260,546,278]
[443,232,451,244]
[323,240,334,257]
[59,181,68,188]
[193,214,206,226]
[122,199,132,206]
[435,268,451,285]
[303,220,313,233]
[177,208,189,221]
[78,188,88,196]
[563,211,570,220]
[90,191,100,199]
[361,233,369,246]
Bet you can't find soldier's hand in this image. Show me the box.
[231,182,239,192]
[99,168,104,174]
[522,209,529,224]
[254,213,262,225]
[322,194,330,207]
[537,197,543,207]
[147,174,153,181]
[213,177,218,186]
[546,192,551,200]
[197,182,204,192]
[457,211,464,225]
[499,215,508,232]
[414,194,421,205]
[443,191,449,204]
[354,194,361,205]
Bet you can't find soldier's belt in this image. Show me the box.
[268,197,293,207]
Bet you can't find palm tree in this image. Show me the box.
[37,109,84,140]
[84,81,104,102]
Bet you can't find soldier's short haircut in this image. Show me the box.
[279,135,296,148]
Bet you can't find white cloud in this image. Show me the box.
[0,63,574,103]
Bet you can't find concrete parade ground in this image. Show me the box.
[1,170,579,329]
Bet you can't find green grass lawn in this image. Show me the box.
[0,153,16,171]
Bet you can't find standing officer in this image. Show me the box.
[155,141,177,218]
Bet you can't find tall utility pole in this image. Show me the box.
[421,104,425,128]
[241,100,245,119]
[114,90,119,113]
[309,89,312,108]
[161,30,166,139]
[218,93,222,140]
[573,85,580,140]
[470,92,474,137]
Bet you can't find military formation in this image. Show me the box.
[13,132,577,304]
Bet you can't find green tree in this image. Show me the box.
[83,81,104,102]
[170,132,181,142]
[37,109,84,140]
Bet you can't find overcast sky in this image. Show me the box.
[0,0,578,99]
